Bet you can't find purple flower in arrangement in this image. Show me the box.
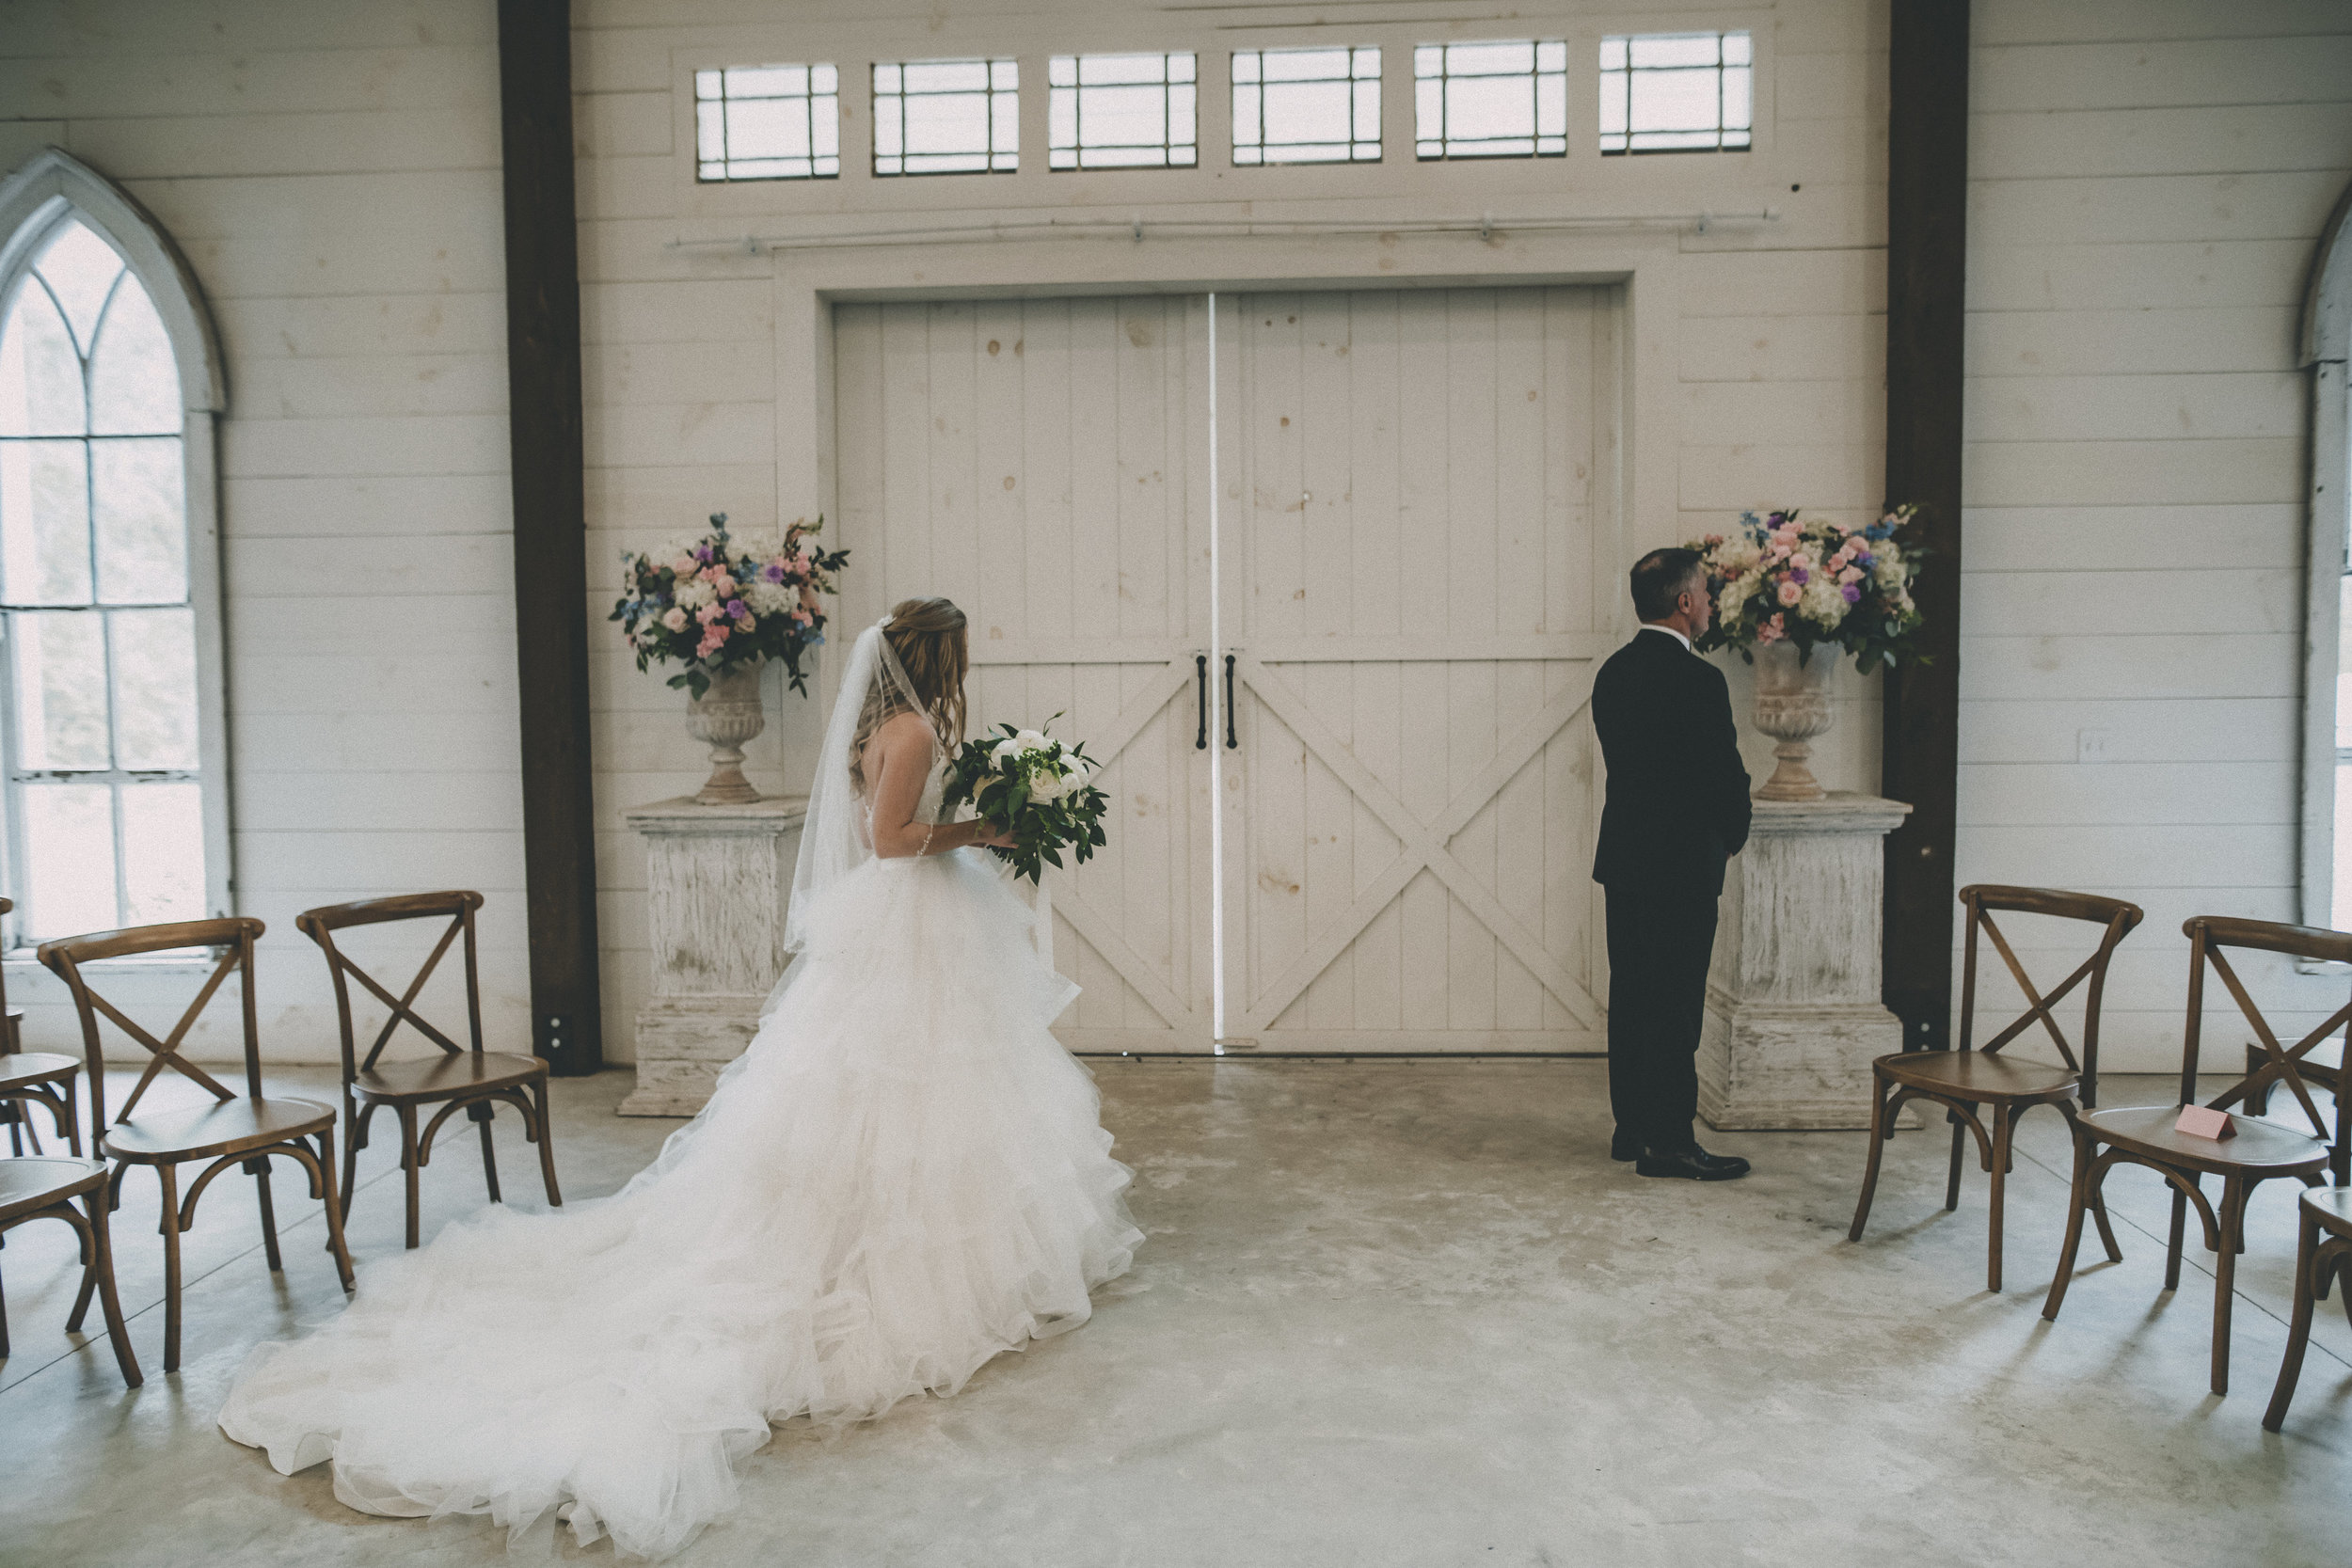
[762,562,787,583]
[725,598,747,620]
[1841,583,1862,604]
[1789,567,1810,585]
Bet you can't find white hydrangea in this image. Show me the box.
[675,578,717,610]
[1799,574,1849,626]
[1717,576,1753,623]
[1715,537,1762,575]
[1873,554,1905,589]
[745,579,797,616]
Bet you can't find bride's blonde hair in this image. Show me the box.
[850,596,969,793]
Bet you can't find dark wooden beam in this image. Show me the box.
[1882,0,1969,1051]
[497,0,601,1075]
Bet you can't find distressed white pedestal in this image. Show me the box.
[1700,792,1915,1131]
[619,795,806,1117]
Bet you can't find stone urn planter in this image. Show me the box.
[1750,641,1836,802]
[685,662,765,804]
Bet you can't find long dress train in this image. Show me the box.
[217,778,1142,1559]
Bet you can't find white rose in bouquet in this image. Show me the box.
[1013,729,1049,753]
[991,737,1021,765]
[1031,769,1069,803]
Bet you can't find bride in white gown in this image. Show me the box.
[219,598,1144,1559]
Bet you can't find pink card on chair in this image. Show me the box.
[2175,1104,2236,1141]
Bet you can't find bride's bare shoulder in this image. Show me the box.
[873,710,936,752]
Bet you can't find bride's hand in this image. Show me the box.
[972,822,1018,849]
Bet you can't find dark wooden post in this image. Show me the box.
[498,0,601,1074]
[1883,0,1969,1051]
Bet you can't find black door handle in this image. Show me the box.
[1224,654,1238,749]
[1194,654,1209,750]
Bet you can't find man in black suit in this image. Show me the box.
[1591,547,1754,1180]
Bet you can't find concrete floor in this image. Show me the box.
[0,1058,2344,1567]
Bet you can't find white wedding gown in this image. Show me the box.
[218,755,1142,1560]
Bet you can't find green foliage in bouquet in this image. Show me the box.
[940,721,1110,885]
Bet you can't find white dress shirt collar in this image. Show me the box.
[1639,622,1692,653]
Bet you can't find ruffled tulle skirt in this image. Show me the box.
[217,847,1141,1559]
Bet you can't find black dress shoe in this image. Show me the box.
[1634,1145,1752,1181]
[1611,1131,1640,1162]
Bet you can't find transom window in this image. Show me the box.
[694,64,840,182]
[873,59,1019,176]
[0,215,200,943]
[1232,46,1381,165]
[1050,52,1197,169]
[1600,32,1753,153]
[1414,40,1567,160]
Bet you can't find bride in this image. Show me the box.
[219,597,1144,1559]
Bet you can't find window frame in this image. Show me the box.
[1597,29,1754,156]
[0,150,230,957]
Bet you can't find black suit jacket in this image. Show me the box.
[1590,628,1753,895]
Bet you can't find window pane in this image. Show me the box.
[11,609,109,768]
[22,781,117,940]
[0,279,87,437]
[88,276,180,436]
[1414,40,1567,159]
[694,60,840,182]
[1601,31,1753,154]
[1234,46,1381,164]
[94,436,186,604]
[121,780,203,924]
[0,439,94,605]
[32,221,124,357]
[874,58,1017,175]
[1049,55,1198,169]
[108,606,199,770]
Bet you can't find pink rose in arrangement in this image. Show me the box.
[1777,579,1804,606]
[1838,565,1863,585]
[661,607,688,632]
[1756,613,1787,644]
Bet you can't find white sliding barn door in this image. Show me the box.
[833,297,1216,1052]
[1217,289,1618,1053]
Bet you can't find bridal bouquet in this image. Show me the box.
[1687,506,1922,673]
[941,721,1110,885]
[611,513,850,697]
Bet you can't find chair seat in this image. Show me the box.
[0,1052,80,1091]
[1876,1050,2079,1101]
[2300,1185,2352,1238]
[0,1155,108,1223]
[2080,1103,2331,1174]
[354,1052,546,1103]
[103,1096,336,1164]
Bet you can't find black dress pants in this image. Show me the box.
[1603,879,1719,1152]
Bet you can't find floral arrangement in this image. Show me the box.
[1686,506,1923,673]
[610,514,850,698]
[940,721,1110,885]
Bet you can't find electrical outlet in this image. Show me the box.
[2075,729,2112,764]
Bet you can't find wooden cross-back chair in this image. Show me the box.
[2043,916,2348,1396]
[2263,1185,2352,1431]
[39,918,353,1374]
[1849,885,2143,1291]
[0,896,84,1156]
[297,892,561,1250]
[0,1154,141,1387]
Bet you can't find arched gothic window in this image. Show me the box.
[0,151,227,947]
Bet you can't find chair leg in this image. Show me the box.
[2043,1129,2093,1322]
[2165,1180,2194,1293]
[2090,1182,2123,1263]
[19,1100,40,1157]
[1945,1112,1967,1212]
[62,1075,81,1159]
[469,1100,502,1204]
[532,1076,563,1208]
[337,1101,363,1227]
[396,1103,422,1251]
[157,1162,183,1375]
[1848,1072,1891,1243]
[5,1101,20,1159]
[247,1156,283,1274]
[1987,1101,2013,1294]
[2265,1208,2322,1432]
[314,1128,355,1293]
[0,1245,10,1358]
[2212,1176,2247,1397]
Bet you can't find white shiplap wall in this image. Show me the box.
[0,3,526,1061]
[1961,0,2352,1069]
